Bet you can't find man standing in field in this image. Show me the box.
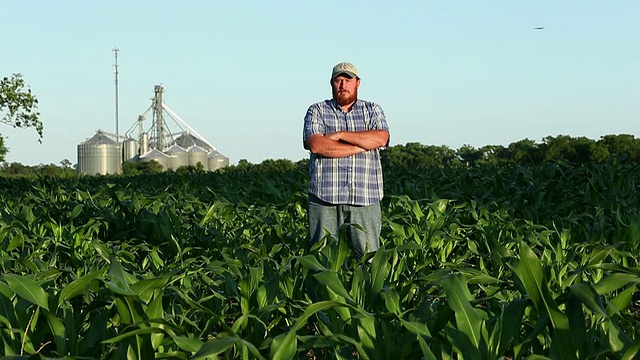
[303,61,390,261]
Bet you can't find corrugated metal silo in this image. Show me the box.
[187,145,209,170]
[122,137,139,162]
[165,144,189,170]
[140,133,150,155]
[208,150,229,171]
[139,149,170,170]
[77,131,122,175]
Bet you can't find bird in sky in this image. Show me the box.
[533,27,544,30]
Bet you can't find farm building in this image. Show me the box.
[77,85,228,175]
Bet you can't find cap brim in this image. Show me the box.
[332,71,358,79]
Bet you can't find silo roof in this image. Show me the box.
[174,133,212,151]
[187,145,207,153]
[208,150,229,159]
[82,132,118,146]
[166,144,187,153]
[140,149,170,159]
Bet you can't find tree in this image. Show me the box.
[60,159,73,168]
[478,144,508,165]
[122,160,164,175]
[598,134,640,162]
[457,144,482,166]
[507,138,542,165]
[381,143,462,167]
[0,74,42,162]
[0,134,7,160]
[258,158,297,172]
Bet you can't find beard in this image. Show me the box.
[333,89,358,107]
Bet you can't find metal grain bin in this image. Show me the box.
[122,137,139,162]
[139,149,170,170]
[77,131,122,175]
[187,145,209,170]
[208,150,229,171]
[165,144,189,170]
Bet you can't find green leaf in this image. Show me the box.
[568,283,607,317]
[608,319,626,352]
[381,287,401,315]
[388,221,406,239]
[101,327,164,343]
[622,341,640,360]
[107,258,136,295]
[511,243,576,360]
[270,332,298,360]
[314,271,353,302]
[609,285,636,314]
[370,249,390,294]
[356,315,377,358]
[58,269,103,307]
[78,309,110,354]
[488,299,527,359]
[146,291,164,319]
[593,273,640,295]
[296,255,328,272]
[171,335,204,353]
[441,273,484,349]
[3,273,49,310]
[130,276,170,303]
[105,280,138,296]
[43,309,66,354]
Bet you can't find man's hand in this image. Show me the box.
[324,132,342,142]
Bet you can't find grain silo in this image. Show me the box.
[77,131,122,175]
[77,84,229,174]
[122,137,139,162]
[165,144,189,170]
[208,150,229,171]
[121,85,229,171]
[139,149,170,169]
[188,145,209,170]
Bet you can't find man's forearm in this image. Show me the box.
[328,130,389,150]
[304,134,366,158]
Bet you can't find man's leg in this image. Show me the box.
[345,202,381,261]
[308,194,340,247]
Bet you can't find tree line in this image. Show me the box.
[1,134,640,177]
[380,134,640,168]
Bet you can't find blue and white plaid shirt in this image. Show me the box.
[303,98,389,206]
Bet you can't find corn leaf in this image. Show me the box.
[512,243,576,360]
[3,273,49,310]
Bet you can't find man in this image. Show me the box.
[303,61,390,261]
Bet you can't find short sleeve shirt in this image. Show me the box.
[303,99,389,206]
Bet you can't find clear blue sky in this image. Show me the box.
[2,1,638,166]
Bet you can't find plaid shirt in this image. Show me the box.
[303,99,389,206]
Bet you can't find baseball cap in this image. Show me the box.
[331,62,359,79]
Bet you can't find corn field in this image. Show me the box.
[0,161,638,359]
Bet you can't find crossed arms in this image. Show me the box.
[304,130,390,158]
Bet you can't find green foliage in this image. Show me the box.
[382,142,460,167]
[0,74,42,162]
[380,134,640,168]
[0,161,77,178]
[122,160,165,175]
[0,135,6,161]
[0,153,639,359]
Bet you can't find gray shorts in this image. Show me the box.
[308,193,381,260]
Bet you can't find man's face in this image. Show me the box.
[331,75,360,107]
